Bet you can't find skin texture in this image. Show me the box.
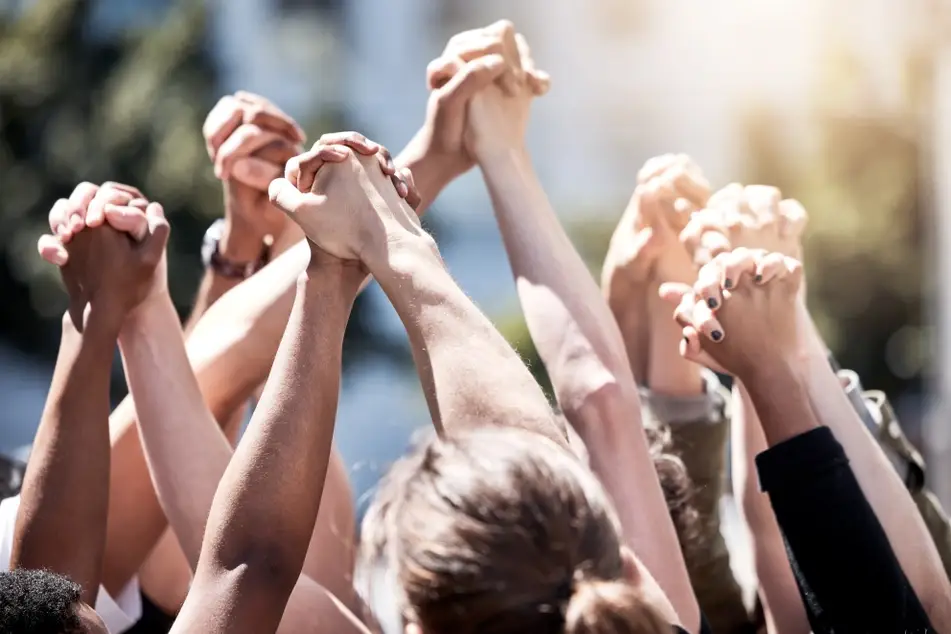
[450,38,696,629]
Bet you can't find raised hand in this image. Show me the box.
[37,181,170,329]
[680,184,808,267]
[203,92,306,257]
[285,132,421,209]
[660,248,804,379]
[462,28,550,162]
[407,20,550,184]
[269,137,425,267]
[603,154,711,287]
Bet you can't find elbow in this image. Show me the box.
[210,540,304,597]
[554,357,631,415]
[560,376,643,441]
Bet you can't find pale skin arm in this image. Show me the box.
[171,260,367,634]
[477,147,699,631]
[646,287,703,396]
[367,230,562,445]
[731,383,810,634]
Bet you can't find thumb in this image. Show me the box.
[141,202,170,261]
[658,282,692,305]
[268,177,312,216]
[437,54,506,108]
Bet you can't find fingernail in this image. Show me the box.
[52,251,67,266]
[711,330,723,342]
[754,274,763,283]
[724,278,733,289]
[707,297,718,309]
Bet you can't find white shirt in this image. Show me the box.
[0,495,143,634]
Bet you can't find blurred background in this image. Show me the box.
[0,0,949,516]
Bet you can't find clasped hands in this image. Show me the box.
[267,20,551,269]
[604,151,815,378]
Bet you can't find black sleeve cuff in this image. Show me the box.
[755,427,849,493]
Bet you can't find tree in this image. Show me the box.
[0,0,401,390]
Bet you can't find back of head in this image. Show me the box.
[565,579,670,634]
[361,426,671,634]
[0,569,83,633]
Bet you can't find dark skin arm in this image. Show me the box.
[20,200,169,606]
[172,254,366,634]
[12,311,117,606]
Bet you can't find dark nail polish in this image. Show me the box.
[711,330,723,342]
[754,274,763,283]
[724,279,733,289]
[707,297,718,309]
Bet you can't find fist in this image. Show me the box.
[660,248,804,379]
[680,184,808,266]
[204,91,305,188]
[38,182,169,328]
[269,143,424,266]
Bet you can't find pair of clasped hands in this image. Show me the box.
[35,20,551,322]
[608,153,813,382]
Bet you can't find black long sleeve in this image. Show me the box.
[756,427,934,634]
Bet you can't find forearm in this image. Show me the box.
[794,308,951,623]
[370,235,560,444]
[576,383,699,631]
[604,285,649,384]
[480,148,632,409]
[13,314,116,604]
[185,217,272,333]
[184,271,243,334]
[732,383,809,634]
[120,294,237,567]
[195,264,358,614]
[646,288,703,396]
[187,242,310,419]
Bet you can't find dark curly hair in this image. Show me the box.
[0,569,84,634]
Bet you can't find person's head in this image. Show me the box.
[0,569,107,634]
[360,427,671,634]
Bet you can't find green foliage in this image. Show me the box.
[0,0,220,360]
[0,0,401,376]
[740,45,931,399]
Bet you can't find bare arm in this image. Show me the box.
[12,313,116,606]
[731,383,810,634]
[172,257,366,634]
[476,142,698,629]
[370,232,561,443]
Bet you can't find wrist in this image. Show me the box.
[304,251,366,295]
[397,131,469,209]
[120,291,175,344]
[63,305,122,344]
[475,144,530,172]
[363,231,441,282]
